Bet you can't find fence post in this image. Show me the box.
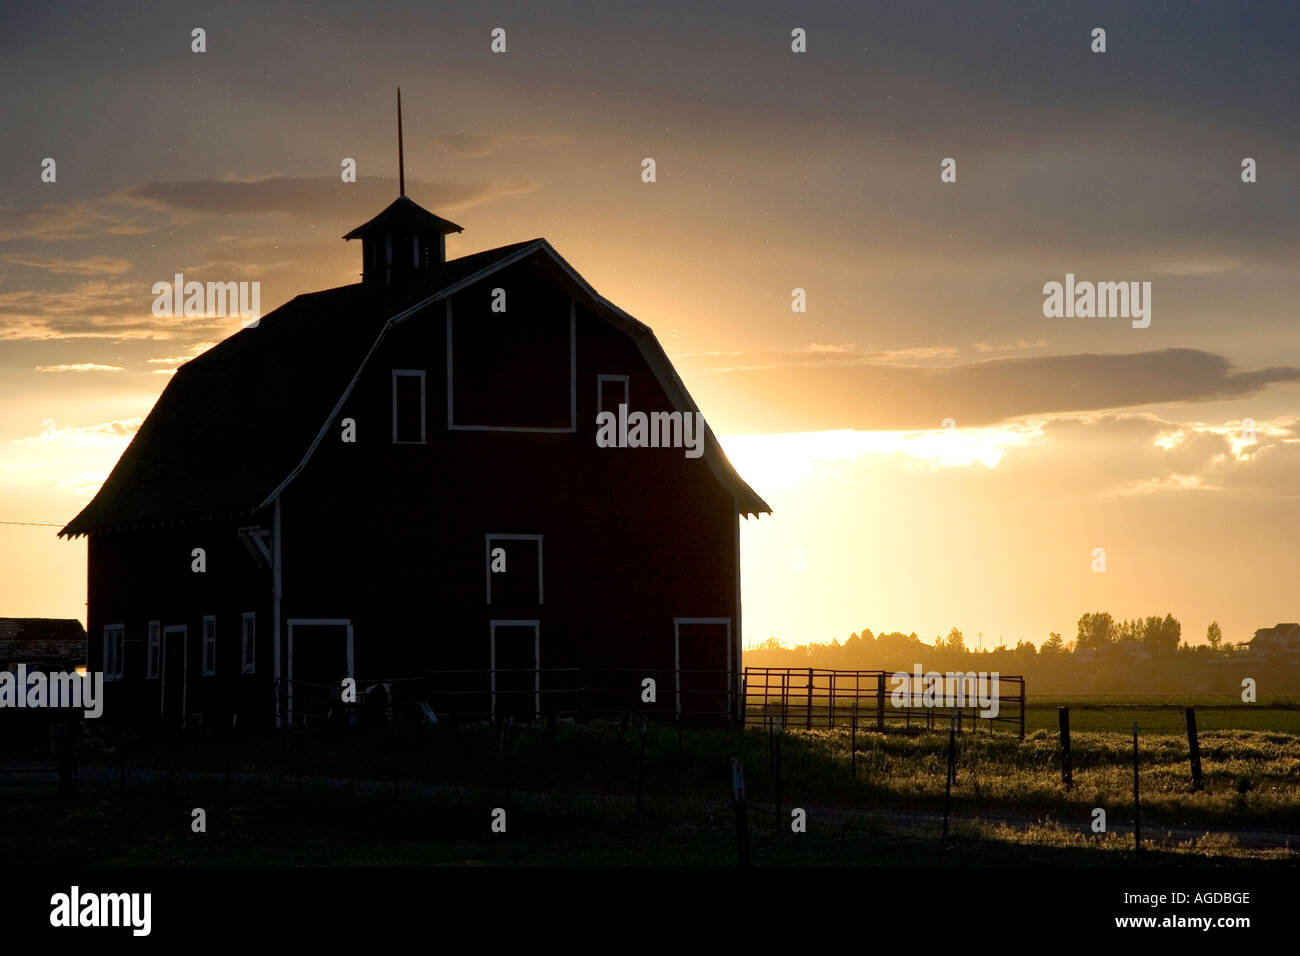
[1186,708,1202,792]
[224,712,237,803]
[876,673,886,731]
[828,673,836,729]
[634,717,647,825]
[56,718,75,796]
[1018,678,1026,741]
[942,721,956,839]
[1059,706,1072,789]
[732,758,750,867]
[806,668,814,730]
[774,715,782,827]
[1132,722,1141,854]
[851,701,857,778]
[740,675,747,730]
[392,718,401,802]
[503,717,513,811]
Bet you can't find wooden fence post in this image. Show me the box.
[224,712,237,803]
[634,717,647,825]
[1186,708,1203,792]
[942,720,956,839]
[1059,706,1072,789]
[876,672,886,731]
[1132,722,1141,854]
[1018,678,1026,741]
[806,668,814,730]
[732,757,750,867]
[774,715,782,827]
[851,701,857,778]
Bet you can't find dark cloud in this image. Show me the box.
[114,176,539,222]
[698,348,1300,431]
[0,202,152,242]
[439,134,570,159]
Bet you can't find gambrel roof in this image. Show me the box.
[60,240,769,537]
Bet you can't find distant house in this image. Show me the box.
[0,618,86,671]
[60,190,769,730]
[1248,623,1300,659]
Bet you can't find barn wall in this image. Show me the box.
[281,260,740,720]
[86,520,273,729]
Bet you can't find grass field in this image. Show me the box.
[4,697,1297,866]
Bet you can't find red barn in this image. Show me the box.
[60,193,769,730]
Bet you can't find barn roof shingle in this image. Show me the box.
[0,617,87,667]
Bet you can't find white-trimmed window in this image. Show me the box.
[202,615,217,676]
[597,374,629,415]
[103,624,125,680]
[392,369,427,443]
[241,612,256,674]
[485,534,543,606]
[146,620,161,678]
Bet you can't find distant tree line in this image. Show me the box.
[744,613,1284,695]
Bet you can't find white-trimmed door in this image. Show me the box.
[673,617,732,722]
[490,620,540,720]
[286,618,354,725]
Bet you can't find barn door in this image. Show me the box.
[160,625,188,726]
[287,619,354,727]
[674,618,732,725]
[491,621,539,722]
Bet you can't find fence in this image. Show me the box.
[278,666,734,729]
[0,709,77,793]
[742,667,1026,738]
[278,667,1026,738]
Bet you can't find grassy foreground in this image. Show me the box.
[4,699,1297,865]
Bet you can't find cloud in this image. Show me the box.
[114,175,539,221]
[439,133,570,159]
[676,342,961,374]
[0,280,226,341]
[697,348,1300,432]
[18,417,143,445]
[972,339,1049,353]
[3,254,132,276]
[0,202,152,242]
[146,340,217,370]
[34,363,125,373]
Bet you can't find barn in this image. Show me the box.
[0,618,86,672]
[60,189,769,731]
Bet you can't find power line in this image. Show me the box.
[0,521,64,527]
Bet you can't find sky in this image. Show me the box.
[1,1,1297,649]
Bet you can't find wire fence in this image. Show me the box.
[742,667,1026,738]
[273,666,1026,738]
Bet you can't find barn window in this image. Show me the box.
[596,374,629,415]
[485,534,543,606]
[103,624,125,680]
[147,621,161,678]
[202,616,217,676]
[448,292,576,432]
[242,613,256,674]
[392,369,426,443]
